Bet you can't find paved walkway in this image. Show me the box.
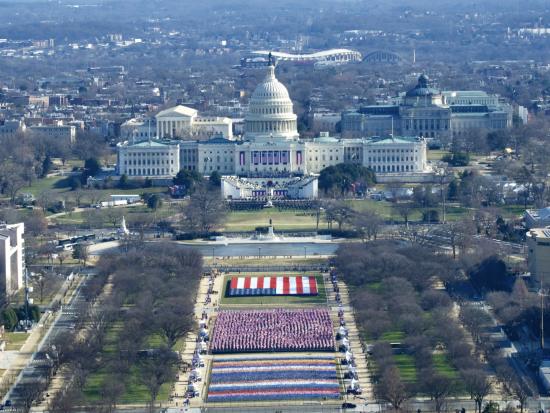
[325,273,373,401]
[169,270,224,409]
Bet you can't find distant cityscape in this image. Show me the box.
[0,1,548,412]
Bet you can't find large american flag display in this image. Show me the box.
[228,276,318,296]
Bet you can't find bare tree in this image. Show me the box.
[104,207,124,228]
[462,369,492,413]
[323,200,353,231]
[139,347,179,412]
[100,376,126,413]
[181,184,226,234]
[393,202,414,227]
[353,210,383,241]
[19,380,45,412]
[420,370,454,413]
[377,365,408,410]
[155,299,195,348]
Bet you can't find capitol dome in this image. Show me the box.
[245,63,299,141]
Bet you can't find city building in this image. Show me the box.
[526,227,550,282]
[28,124,76,144]
[0,120,26,139]
[156,105,233,140]
[525,207,550,229]
[116,139,180,178]
[117,62,432,197]
[0,223,24,297]
[120,117,157,142]
[341,75,513,143]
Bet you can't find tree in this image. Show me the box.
[444,218,476,259]
[84,157,101,176]
[469,256,512,292]
[173,169,204,194]
[420,370,454,413]
[35,273,47,303]
[318,163,375,196]
[393,202,414,226]
[181,184,226,234]
[20,380,45,412]
[377,366,408,410]
[104,207,124,228]
[118,174,129,189]
[209,170,221,187]
[100,376,126,413]
[24,211,48,236]
[146,194,162,210]
[460,306,492,344]
[462,369,491,413]
[155,299,195,347]
[1,308,18,331]
[139,347,179,412]
[72,244,89,265]
[57,250,69,268]
[323,200,353,231]
[412,185,438,208]
[41,155,53,178]
[353,210,382,241]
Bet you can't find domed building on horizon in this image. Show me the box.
[117,62,432,200]
[244,62,299,142]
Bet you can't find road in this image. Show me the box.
[2,273,90,410]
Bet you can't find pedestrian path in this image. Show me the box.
[325,274,373,401]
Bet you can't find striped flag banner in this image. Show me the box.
[229,276,318,296]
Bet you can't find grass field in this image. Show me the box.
[21,175,166,204]
[432,353,459,379]
[392,353,458,384]
[349,199,470,222]
[427,149,451,162]
[219,273,327,306]
[224,210,318,232]
[4,332,29,351]
[83,322,172,404]
[393,354,417,382]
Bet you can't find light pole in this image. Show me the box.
[258,247,261,259]
[435,164,449,224]
[541,270,546,350]
[304,247,307,258]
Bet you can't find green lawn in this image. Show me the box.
[393,354,417,382]
[22,175,166,204]
[433,353,459,379]
[53,202,177,227]
[427,150,451,162]
[225,209,319,232]
[219,273,327,306]
[83,322,173,404]
[4,332,29,351]
[380,330,406,342]
[349,199,470,222]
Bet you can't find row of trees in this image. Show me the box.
[48,244,202,412]
[335,240,532,411]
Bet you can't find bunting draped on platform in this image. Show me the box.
[228,276,318,296]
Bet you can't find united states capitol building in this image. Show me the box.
[117,62,430,199]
